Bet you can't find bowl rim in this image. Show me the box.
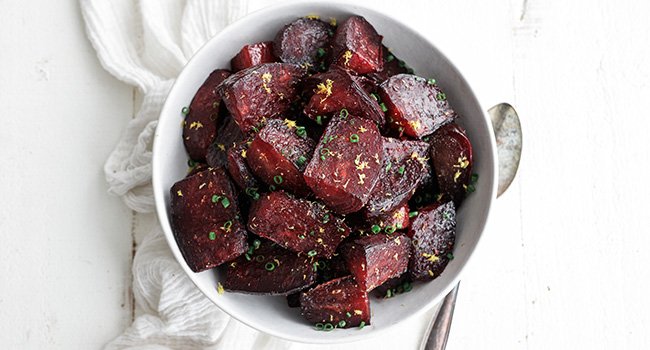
[152,0,498,344]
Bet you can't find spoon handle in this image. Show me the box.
[420,283,460,350]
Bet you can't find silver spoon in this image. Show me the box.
[420,103,522,350]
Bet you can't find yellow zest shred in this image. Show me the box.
[217,282,225,295]
[261,72,272,93]
[329,17,337,26]
[358,126,367,133]
[453,170,462,182]
[422,253,440,263]
[453,155,470,169]
[306,14,320,20]
[357,173,366,185]
[343,50,353,65]
[217,144,226,151]
[354,310,362,315]
[354,154,369,171]
[241,149,247,158]
[284,119,297,129]
[408,120,421,131]
[189,121,204,130]
[428,270,434,277]
[177,190,183,197]
[315,79,333,103]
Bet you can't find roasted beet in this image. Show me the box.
[430,123,473,206]
[340,234,410,291]
[303,67,385,127]
[364,137,430,217]
[226,141,260,191]
[248,191,350,258]
[300,276,370,328]
[183,69,231,160]
[304,114,384,214]
[273,18,331,67]
[407,201,456,281]
[206,115,244,168]
[169,168,247,272]
[331,16,383,74]
[223,240,317,295]
[379,74,456,139]
[366,45,410,84]
[218,63,306,133]
[365,204,411,232]
[231,41,277,72]
[246,119,316,195]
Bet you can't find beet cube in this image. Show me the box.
[430,123,474,207]
[331,16,383,74]
[217,63,306,133]
[300,276,370,328]
[303,67,385,127]
[206,115,244,168]
[364,137,430,217]
[379,74,456,139]
[366,45,410,85]
[231,41,278,72]
[223,240,317,295]
[248,191,350,258]
[365,204,411,232]
[183,69,231,161]
[407,201,456,281]
[246,119,316,195]
[169,168,247,272]
[340,234,410,291]
[304,114,383,214]
[273,18,332,67]
[226,141,260,192]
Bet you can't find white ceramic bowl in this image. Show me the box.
[153,0,497,344]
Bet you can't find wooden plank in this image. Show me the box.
[0,0,134,348]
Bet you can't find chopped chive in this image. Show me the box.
[359,321,366,329]
[346,312,352,318]
[338,320,346,327]
[298,234,306,239]
[265,262,276,271]
[427,78,436,85]
[422,136,430,142]
[309,230,315,236]
[436,92,447,101]
[466,184,476,193]
[409,211,419,218]
[315,323,324,330]
[379,102,388,112]
[251,126,259,133]
[317,260,327,269]
[208,231,216,240]
[188,159,196,167]
[253,239,261,249]
[211,194,221,203]
[181,106,189,115]
[403,281,413,292]
[396,223,403,229]
[370,93,379,101]
[349,134,360,143]
[245,187,260,200]
[385,161,392,172]
[323,323,334,331]
[471,173,479,182]
[307,250,317,257]
[317,47,326,58]
[313,262,319,271]
[406,67,414,74]
[339,108,349,119]
[315,115,323,125]
[273,175,283,184]
[296,126,306,137]
[255,255,265,262]
[221,197,231,208]
[385,225,396,234]
[397,165,405,175]
[397,60,406,68]
[222,220,233,231]
[296,155,307,166]
[386,54,395,62]
[269,185,276,191]
[447,252,455,260]
[371,225,381,234]
[386,289,393,298]
[322,213,330,223]
[443,211,452,220]
[245,253,251,261]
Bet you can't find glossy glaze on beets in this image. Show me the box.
[230,41,278,72]
[300,275,370,328]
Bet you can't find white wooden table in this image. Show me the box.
[2,0,649,348]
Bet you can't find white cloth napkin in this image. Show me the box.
[81,1,434,349]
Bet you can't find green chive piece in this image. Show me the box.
[447,253,455,260]
[181,106,189,115]
[298,234,305,239]
[443,211,452,220]
[397,60,406,68]
[466,184,476,193]
[403,281,413,292]
[379,102,387,112]
[385,225,396,234]
[245,187,260,200]
[323,323,334,331]
[386,289,393,298]
[317,260,327,269]
[322,213,330,223]
[371,225,381,234]
[409,211,419,218]
[245,253,252,261]
[317,48,326,57]
[339,108,349,119]
[309,230,315,236]
[338,320,347,328]
[385,161,392,173]
[222,220,233,231]
[422,136,430,142]
[265,262,276,271]
[346,312,352,318]
[253,239,261,249]
[296,126,306,137]
[359,321,366,329]
[313,262,319,272]
[349,134,360,143]
[315,115,323,125]
[320,155,326,161]
[211,194,221,203]
[471,173,479,182]
[251,126,259,133]
[386,54,395,62]
[221,197,231,208]
[436,92,447,101]
[296,155,307,166]
[208,231,216,240]
[315,323,324,331]
[307,250,317,257]
[370,93,379,101]
[273,175,283,184]
[269,184,276,191]
[255,255,265,262]
[427,78,436,85]
[398,165,405,175]
[406,67,414,74]
[188,159,196,167]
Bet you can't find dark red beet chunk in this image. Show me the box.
[304,114,383,214]
[217,63,306,133]
[226,141,260,191]
[379,74,456,139]
[169,168,247,272]
[300,276,370,328]
[206,115,244,168]
[366,45,410,84]
[364,137,430,217]
[183,69,231,160]
[231,41,277,72]
[223,240,317,295]
[407,201,456,281]
[303,67,385,127]
[365,204,410,232]
[246,119,316,195]
[273,18,331,67]
[430,123,474,206]
[340,234,410,291]
[331,16,383,74]
[248,191,350,258]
